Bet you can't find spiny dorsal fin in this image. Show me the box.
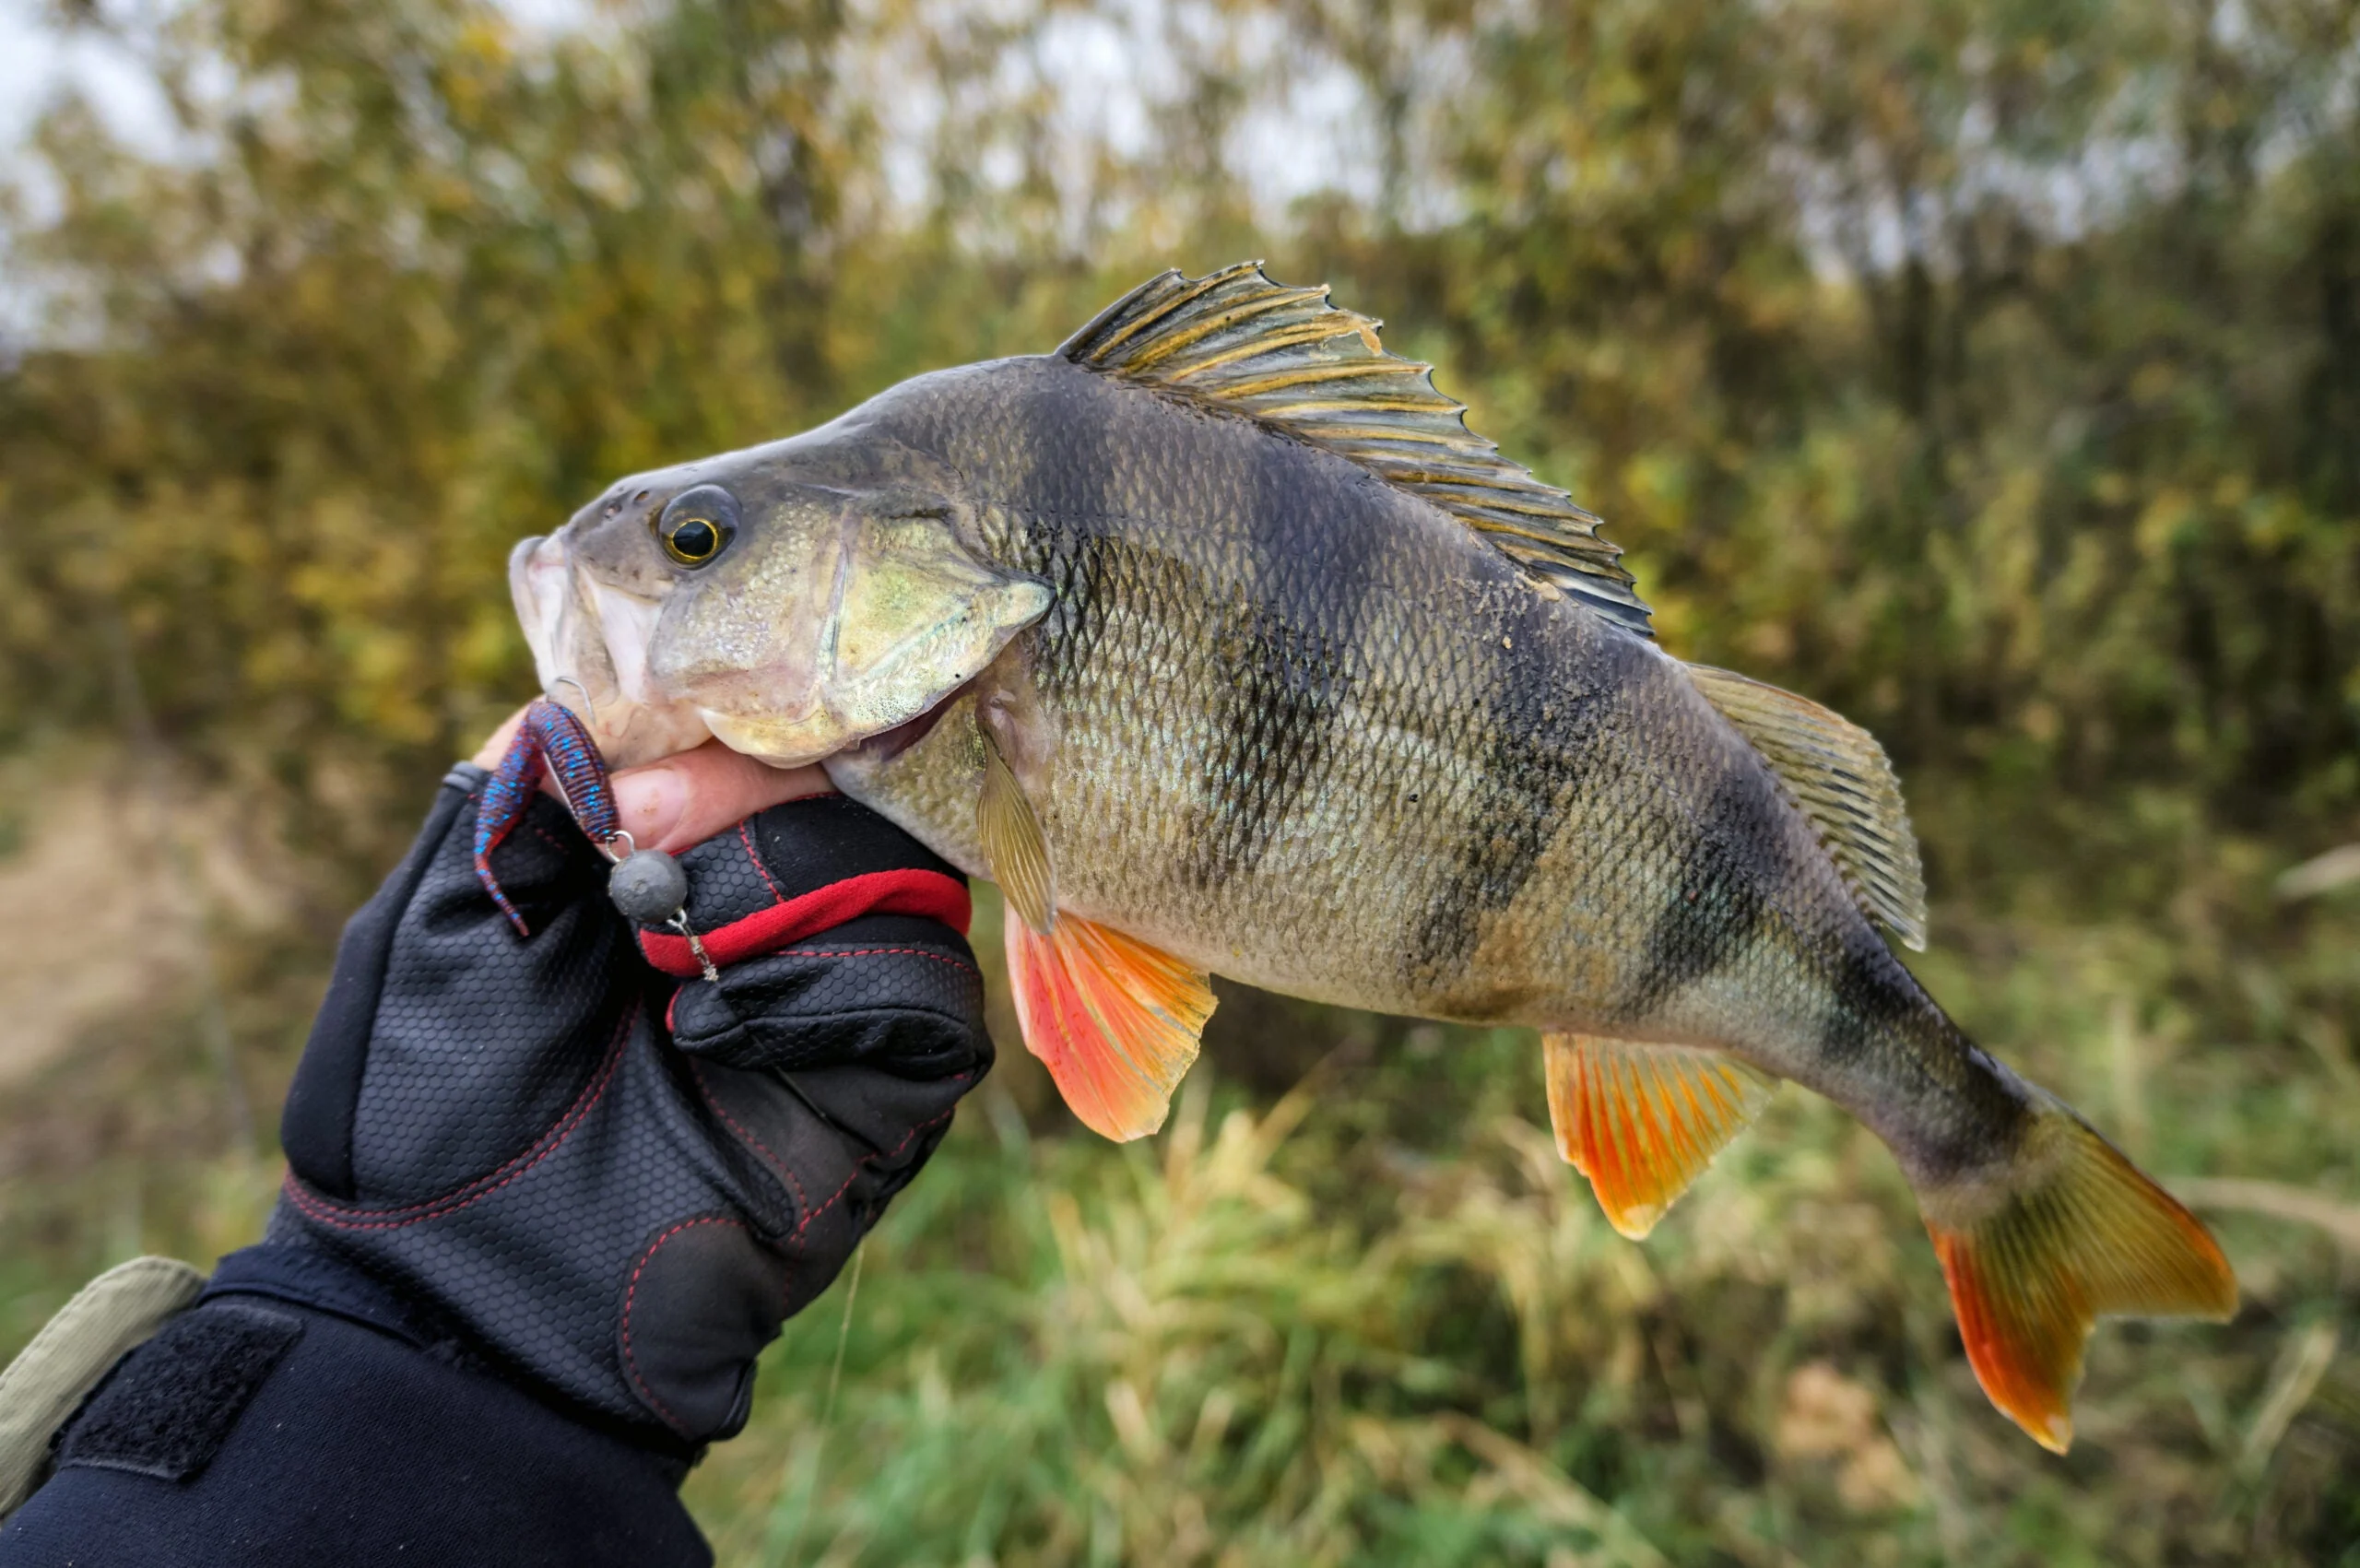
[1685,664,1928,949]
[1060,262,1653,637]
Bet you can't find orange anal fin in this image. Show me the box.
[1922,1107,2237,1454]
[1542,1032,1777,1240]
[1006,914,1216,1142]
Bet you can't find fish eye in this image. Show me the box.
[655,486,739,568]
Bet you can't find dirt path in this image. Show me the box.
[0,755,288,1091]
[0,784,198,1087]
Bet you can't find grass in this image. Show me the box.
[3,807,2356,1565]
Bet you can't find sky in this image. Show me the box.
[0,3,178,159]
[0,0,594,161]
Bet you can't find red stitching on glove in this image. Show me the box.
[620,1215,747,1433]
[738,819,786,903]
[690,1056,810,1212]
[281,1007,635,1231]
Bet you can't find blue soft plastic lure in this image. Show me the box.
[475,697,626,935]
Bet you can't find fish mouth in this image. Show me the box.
[510,534,715,768]
[843,680,966,764]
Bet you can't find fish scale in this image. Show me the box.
[511,262,2237,1453]
[950,381,1837,1063]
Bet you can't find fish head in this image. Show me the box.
[512,435,1051,769]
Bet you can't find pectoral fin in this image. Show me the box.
[1007,915,1217,1141]
[974,725,1216,1140]
[1543,1032,1777,1239]
[977,733,1055,935]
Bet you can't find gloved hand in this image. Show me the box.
[261,757,990,1448]
[1,741,992,1568]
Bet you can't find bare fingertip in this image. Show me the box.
[612,766,689,850]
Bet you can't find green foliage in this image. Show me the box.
[3,0,2357,1562]
[5,0,2354,890]
[662,888,2360,1568]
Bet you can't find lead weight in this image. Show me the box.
[608,848,690,925]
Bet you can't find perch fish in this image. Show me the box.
[509,264,2236,1452]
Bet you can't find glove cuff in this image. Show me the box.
[637,867,970,975]
[633,796,972,977]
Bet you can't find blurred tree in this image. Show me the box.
[0,0,2354,906]
[4,6,2359,1561]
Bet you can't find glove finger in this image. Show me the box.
[283,768,641,1205]
[689,1056,977,1285]
[632,793,988,1078]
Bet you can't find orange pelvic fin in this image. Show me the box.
[973,720,1214,1140]
[1922,1102,2236,1453]
[1007,914,1216,1142]
[1542,1032,1776,1239]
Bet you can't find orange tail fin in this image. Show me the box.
[1921,1102,2236,1452]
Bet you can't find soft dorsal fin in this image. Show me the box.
[1059,263,1653,637]
[1684,664,1929,949]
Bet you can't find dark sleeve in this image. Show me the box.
[0,1264,711,1568]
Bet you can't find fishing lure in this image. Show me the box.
[476,695,719,980]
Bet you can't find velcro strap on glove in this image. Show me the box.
[0,1257,209,1516]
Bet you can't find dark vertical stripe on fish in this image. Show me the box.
[1811,935,2035,1183]
[1405,609,1575,995]
[1821,951,2036,1182]
[1813,930,1930,1067]
[1014,374,1128,701]
[1180,453,1384,891]
[1617,759,1783,1020]
[1180,603,1354,890]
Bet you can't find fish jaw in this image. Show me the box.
[508,534,714,767]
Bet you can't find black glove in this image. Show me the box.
[5,766,994,1567]
[246,764,991,1451]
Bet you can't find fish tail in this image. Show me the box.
[1916,1092,2236,1453]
